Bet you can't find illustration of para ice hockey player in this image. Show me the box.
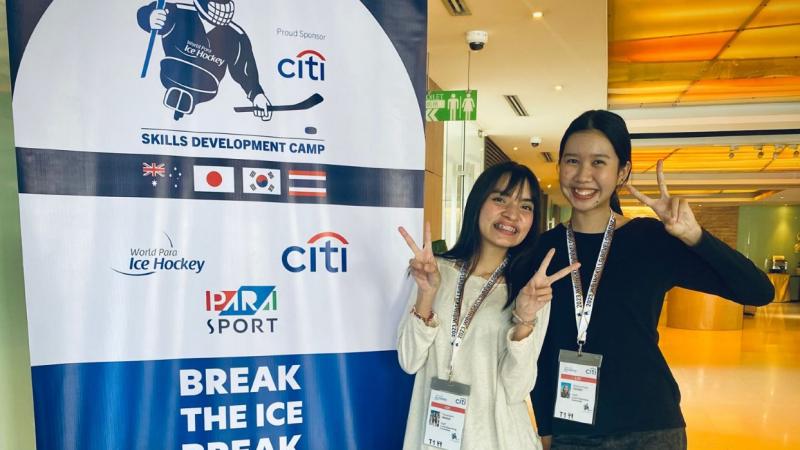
[137,0,272,121]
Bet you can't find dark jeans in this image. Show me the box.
[552,427,687,450]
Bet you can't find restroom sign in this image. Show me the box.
[425,90,478,121]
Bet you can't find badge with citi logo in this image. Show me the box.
[553,215,614,425]
[554,350,602,424]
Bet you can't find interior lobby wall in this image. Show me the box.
[737,205,800,274]
[694,206,739,249]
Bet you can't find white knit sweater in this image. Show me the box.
[397,259,548,450]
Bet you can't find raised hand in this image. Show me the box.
[398,222,441,296]
[626,160,702,246]
[516,249,580,322]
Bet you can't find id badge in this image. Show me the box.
[423,377,470,450]
[553,350,602,425]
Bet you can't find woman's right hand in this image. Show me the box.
[398,222,441,296]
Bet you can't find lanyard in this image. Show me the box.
[566,213,615,355]
[448,257,508,380]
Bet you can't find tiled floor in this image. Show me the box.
[659,302,800,449]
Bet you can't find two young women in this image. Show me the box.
[397,110,773,450]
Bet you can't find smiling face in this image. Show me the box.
[559,130,631,214]
[477,175,535,254]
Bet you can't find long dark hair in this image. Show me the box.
[558,110,631,214]
[439,161,542,308]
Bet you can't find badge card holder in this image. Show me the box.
[422,258,505,450]
[556,214,614,426]
[423,378,471,450]
[553,350,602,425]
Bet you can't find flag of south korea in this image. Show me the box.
[243,168,281,195]
[193,166,235,192]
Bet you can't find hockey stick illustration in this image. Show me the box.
[140,0,167,78]
[234,93,324,113]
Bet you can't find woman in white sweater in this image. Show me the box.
[397,162,578,450]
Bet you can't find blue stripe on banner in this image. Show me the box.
[31,351,414,450]
[16,148,423,208]
[6,0,54,91]
[360,0,428,120]
[288,179,326,189]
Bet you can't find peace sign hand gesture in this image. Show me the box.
[398,222,441,296]
[626,160,702,246]
[515,249,580,322]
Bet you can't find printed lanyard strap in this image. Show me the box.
[448,257,508,379]
[566,214,615,353]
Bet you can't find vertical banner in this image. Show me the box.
[8,1,426,449]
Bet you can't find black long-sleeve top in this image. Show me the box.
[531,218,773,437]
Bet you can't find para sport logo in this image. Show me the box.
[205,285,278,334]
[278,50,326,81]
[282,231,347,273]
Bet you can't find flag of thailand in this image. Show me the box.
[288,170,326,197]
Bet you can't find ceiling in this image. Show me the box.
[609,0,800,107]
[428,0,800,206]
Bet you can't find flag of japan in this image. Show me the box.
[193,166,234,193]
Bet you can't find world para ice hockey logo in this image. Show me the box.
[137,0,323,120]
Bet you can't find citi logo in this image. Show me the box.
[282,231,348,273]
[278,49,326,81]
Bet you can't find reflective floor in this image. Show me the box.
[659,302,800,449]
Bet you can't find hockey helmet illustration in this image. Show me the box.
[194,0,235,27]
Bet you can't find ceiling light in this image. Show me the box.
[532,11,543,19]
[441,0,472,16]
[554,85,563,91]
[547,184,552,189]
[513,146,518,151]
[503,95,529,117]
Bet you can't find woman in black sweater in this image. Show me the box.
[530,110,774,449]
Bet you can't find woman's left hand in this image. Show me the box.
[515,248,580,322]
[626,160,702,246]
